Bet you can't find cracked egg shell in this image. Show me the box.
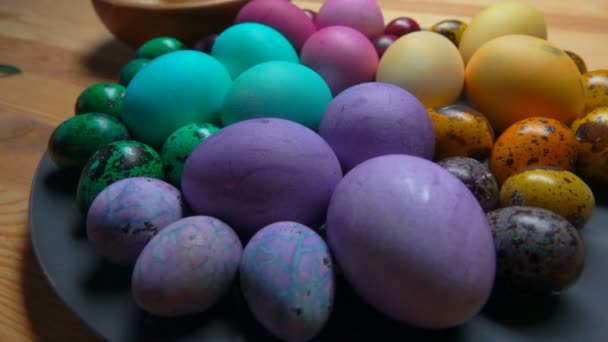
[86,177,184,264]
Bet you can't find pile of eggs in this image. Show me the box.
[47,0,608,340]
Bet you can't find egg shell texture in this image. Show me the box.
[75,83,125,119]
[87,177,184,264]
[220,61,332,130]
[488,206,585,295]
[315,0,384,39]
[76,140,165,212]
[211,22,299,79]
[300,26,379,96]
[235,0,316,51]
[182,118,342,237]
[122,50,232,150]
[489,117,579,185]
[240,221,334,342]
[318,82,435,172]
[571,107,608,184]
[327,154,496,328]
[48,113,130,169]
[132,216,242,316]
[499,166,595,229]
[582,70,608,114]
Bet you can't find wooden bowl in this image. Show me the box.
[91,0,248,48]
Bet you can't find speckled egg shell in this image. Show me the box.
[132,216,242,316]
[240,221,334,342]
[182,118,342,237]
[300,26,379,95]
[487,206,585,295]
[428,104,495,161]
[235,0,316,51]
[571,107,608,184]
[75,83,125,119]
[48,113,130,169]
[499,166,595,229]
[438,156,499,212]
[315,0,384,39]
[318,82,435,172]
[489,117,579,184]
[86,177,184,264]
[76,140,164,212]
[582,70,608,113]
[161,123,219,188]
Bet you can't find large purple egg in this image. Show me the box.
[240,221,335,342]
[235,0,316,51]
[301,26,379,95]
[132,216,242,316]
[86,177,184,264]
[182,118,342,237]
[326,155,496,328]
[318,82,435,172]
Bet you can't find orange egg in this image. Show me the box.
[465,35,585,133]
[489,117,579,184]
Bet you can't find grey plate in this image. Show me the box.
[30,152,608,342]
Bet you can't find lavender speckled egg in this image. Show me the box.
[487,206,585,296]
[327,155,496,328]
[235,0,316,51]
[132,216,242,316]
[86,177,184,264]
[182,118,342,237]
[315,0,384,39]
[301,26,379,95]
[240,221,335,342]
[318,82,435,172]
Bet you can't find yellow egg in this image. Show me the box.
[582,70,608,114]
[465,35,585,133]
[459,0,547,64]
[376,31,464,107]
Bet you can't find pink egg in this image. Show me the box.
[315,0,384,39]
[301,26,379,95]
[235,0,317,51]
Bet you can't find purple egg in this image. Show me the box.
[86,177,184,264]
[318,82,435,172]
[132,216,242,316]
[182,118,343,237]
[301,26,379,95]
[326,155,496,328]
[235,0,316,51]
[315,0,384,39]
[240,221,334,342]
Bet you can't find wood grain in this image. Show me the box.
[0,0,606,340]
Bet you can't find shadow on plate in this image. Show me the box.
[44,166,81,196]
[82,257,133,294]
[481,287,562,326]
[21,239,102,341]
[80,38,135,81]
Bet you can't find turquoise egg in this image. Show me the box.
[221,61,332,130]
[211,23,299,79]
[122,50,231,150]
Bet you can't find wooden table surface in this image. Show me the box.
[0,0,606,340]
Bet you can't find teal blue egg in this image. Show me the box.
[221,61,332,130]
[122,50,231,150]
[211,23,299,79]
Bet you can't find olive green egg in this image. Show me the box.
[137,36,184,60]
[76,140,164,212]
[119,58,150,86]
[75,83,125,119]
[161,123,219,188]
[48,113,130,169]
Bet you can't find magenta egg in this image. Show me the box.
[326,155,496,328]
[235,0,316,51]
[300,26,379,95]
[182,118,342,237]
[318,82,435,172]
[86,177,185,264]
[132,216,242,316]
[315,0,384,39]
